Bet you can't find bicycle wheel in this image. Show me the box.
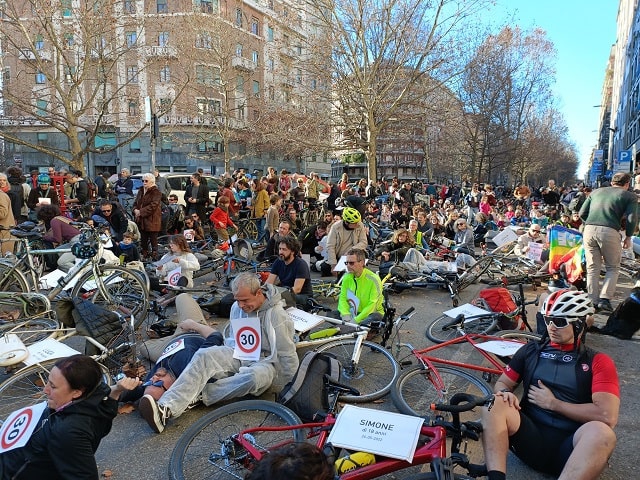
[493,329,542,343]
[169,400,305,480]
[425,314,498,344]
[456,256,493,291]
[1,317,60,346]
[391,365,492,421]
[0,262,29,293]
[71,265,149,328]
[314,339,399,402]
[0,359,57,423]
[15,239,46,279]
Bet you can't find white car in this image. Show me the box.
[131,173,219,206]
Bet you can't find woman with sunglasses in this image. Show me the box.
[481,289,619,480]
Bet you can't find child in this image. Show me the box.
[117,231,140,263]
[265,194,281,240]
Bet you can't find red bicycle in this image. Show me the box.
[168,377,495,480]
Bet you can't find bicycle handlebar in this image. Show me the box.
[400,306,415,317]
[430,393,494,413]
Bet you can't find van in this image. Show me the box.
[131,173,219,206]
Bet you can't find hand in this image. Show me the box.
[527,379,556,410]
[178,319,199,331]
[495,390,521,410]
[623,236,631,250]
[117,376,142,391]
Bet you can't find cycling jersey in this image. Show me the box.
[338,267,384,323]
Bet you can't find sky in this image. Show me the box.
[491,0,619,178]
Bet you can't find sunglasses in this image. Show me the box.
[345,260,360,265]
[142,379,167,391]
[542,315,571,329]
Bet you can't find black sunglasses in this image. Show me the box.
[345,260,360,265]
[542,315,571,329]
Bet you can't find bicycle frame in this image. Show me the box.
[227,414,449,480]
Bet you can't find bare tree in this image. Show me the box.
[303,0,490,181]
[0,0,190,174]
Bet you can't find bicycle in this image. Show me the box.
[235,216,260,241]
[0,223,150,327]
[0,311,143,424]
[425,283,537,344]
[384,313,541,419]
[168,381,495,480]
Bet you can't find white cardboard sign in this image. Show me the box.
[286,307,324,333]
[0,402,48,452]
[491,228,518,247]
[23,339,82,367]
[231,316,261,361]
[443,303,491,321]
[527,242,543,262]
[327,404,424,462]
[475,339,525,356]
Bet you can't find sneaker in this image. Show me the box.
[186,393,203,410]
[597,299,613,313]
[139,394,171,433]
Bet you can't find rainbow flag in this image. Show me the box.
[548,225,582,274]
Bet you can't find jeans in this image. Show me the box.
[256,218,266,243]
[583,225,622,302]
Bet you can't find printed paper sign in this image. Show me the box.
[156,338,187,363]
[286,307,325,333]
[167,266,182,286]
[491,228,518,247]
[327,405,424,462]
[0,402,48,453]
[38,197,51,205]
[527,242,543,262]
[23,339,82,367]
[334,255,348,272]
[346,289,360,318]
[231,316,261,361]
[443,303,491,322]
[475,339,525,356]
[183,229,195,241]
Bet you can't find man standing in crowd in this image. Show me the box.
[579,172,638,312]
[154,168,171,198]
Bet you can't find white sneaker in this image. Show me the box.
[139,394,171,433]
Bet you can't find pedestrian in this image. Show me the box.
[133,172,163,260]
[579,172,638,312]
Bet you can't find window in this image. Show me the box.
[196,98,221,115]
[311,79,317,89]
[235,8,242,27]
[267,26,274,42]
[37,132,48,144]
[127,65,138,83]
[35,71,46,84]
[251,18,259,35]
[63,33,74,49]
[61,0,72,17]
[198,139,221,152]
[296,45,302,55]
[64,65,76,83]
[195,32,211,49]
[194,0,216,13]
[235,44,242,57]
[123,0,135,13]
[129,137,141,152]
[236,76,244,92]
[237,103,245,119]
[268,58,274,71]
[252,80,259,97]
[34,35,44,51]
[296,68,302,84]
[252,50,259,65]
[161,135,172,151]
[126,31,137,47]
[159,97,172,112]
[157,0,167,13]
[128,100,138,116]
[160,65,170,82]
[195,64,219,86]
[158,32,169,47]
[2,67,9,84]
[36,99,47,116]
[268,85,274,100]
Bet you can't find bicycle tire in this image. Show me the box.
[70,265,149,329]
[493,329,542,343]
[0,359,58,423]
[0,317,60,346]
[425,314,498,344]
[314,339,399,402]
[391,365,492,421]
[456,256,493,291]
[168,400,304,480]
[0,262,29,293]
[15,239,46,279]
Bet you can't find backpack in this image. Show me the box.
[477,287,519,330]
[590,290,640,339]
[568,193,584,213]
[85,178,97,200]
[278,351,341,422]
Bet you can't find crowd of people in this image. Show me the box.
[0,163,636,479]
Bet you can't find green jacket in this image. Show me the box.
[579,186,638,236]
[338,267,385,323]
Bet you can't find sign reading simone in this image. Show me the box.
[327,404,423,461]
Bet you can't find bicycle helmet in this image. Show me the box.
[342,207,361,224]
[541,289,594,319]
[37,173,51,185]
[71,236,98,259]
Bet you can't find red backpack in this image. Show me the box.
[477,287,520,330]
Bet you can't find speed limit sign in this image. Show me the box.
[236,326,260,354]
[0,402,47,453]
[231,317,261,361]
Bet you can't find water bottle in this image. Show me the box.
[334,452,376,474]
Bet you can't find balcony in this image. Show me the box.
[232,56,256,72]
[144,46,177,57]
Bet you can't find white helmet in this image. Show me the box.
[541,289,594,319]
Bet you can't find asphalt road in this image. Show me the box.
[94,277,640,479]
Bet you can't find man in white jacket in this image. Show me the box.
[139,272,298,433]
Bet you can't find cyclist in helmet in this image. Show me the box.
[27,173,60,221]
[325,207,367,276]
[481,289,619,480]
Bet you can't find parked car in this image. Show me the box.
[131,173,219,206]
